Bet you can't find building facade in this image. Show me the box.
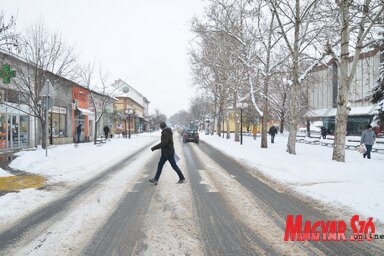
[307,47,383,136]
[0,51,120,151]
[111,79,150,135]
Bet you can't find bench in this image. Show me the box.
[372,143,384,153]
[95,136,106,146]
[320,139,334,147]
[304,135,321,145]
[296,134,306,143]
[345,140,360,150]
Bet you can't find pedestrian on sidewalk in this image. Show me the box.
[149,121,185,185]
[269,125,278,143]
[103,125,110,139]
[252,126,257,140]
[360,124,375,159]
[76,124,82,143]
[321,126,327,139]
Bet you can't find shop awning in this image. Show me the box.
[76,107,93,115]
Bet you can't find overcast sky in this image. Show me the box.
[2,0,205,118]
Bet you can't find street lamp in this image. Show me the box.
[205,118,211,135]
[236,102,248,145]
[125,109,133,139]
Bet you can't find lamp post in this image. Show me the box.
[126,109,133,139]
[124,110,128,138]
[205,118,211,135]
[236,103,248,145]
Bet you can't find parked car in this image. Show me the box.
[183,130,199,143]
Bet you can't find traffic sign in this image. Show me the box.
[39,79,56,98]
[42,97,54,110]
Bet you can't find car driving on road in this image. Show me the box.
[183,130,199,144]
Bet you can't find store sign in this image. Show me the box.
[50,106,60,113]
[50,106,67,114]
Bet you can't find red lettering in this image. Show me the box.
[284,215,303,241]
[321,220,330,241]
[337,221,347,241]
[302,221,311,241]
[328,221,337,241]
[312,221,321,241]
[350,215,359,241]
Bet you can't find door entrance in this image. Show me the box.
[7,114,29,149]
[8,115,20,148]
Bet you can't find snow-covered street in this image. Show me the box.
[0,132,383,255]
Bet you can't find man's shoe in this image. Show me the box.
[177,179,185,184]
[149,178,158,185]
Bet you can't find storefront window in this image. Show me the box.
[0,114,6,149]
[20,116,29,146]
[323,115,374,136]
[49,106,67,137]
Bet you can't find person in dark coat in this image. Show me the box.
[76,124,82,143]
[321,127,327,139]
[269,125,278,143]
[360,124,376,159]
[149,121,185,185]
[103,125,110,139]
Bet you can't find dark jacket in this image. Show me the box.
[151,127,175,156]
[77,125,82,134]
[103,126,110,134]
[269,126,278,136]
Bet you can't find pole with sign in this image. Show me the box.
[39,79,56,156]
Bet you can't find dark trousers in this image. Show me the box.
[77,133,81,143]
[271,135,275,143]
[363,144,372,159]
[154,154,185,181]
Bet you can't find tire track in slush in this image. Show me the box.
[182,141,279,255]
[195,140,384,255]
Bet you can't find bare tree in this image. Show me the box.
[269,0,331,154]
[325,0,384,162]
[0,11,19,51]
[78,63,122,144]
[150,109,167,129]
[6,20,77,149]
[169,110,192,127]
[189,95,213,126]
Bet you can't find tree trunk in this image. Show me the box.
[286,0,301,155]
[217,114,222,137]
[234,100,240,142]
[332,56,350,162]
[332,1,350,162]
[280,116,285,134]
[226,116,230,139]
[41,116,47,149]
[261,116,268,148]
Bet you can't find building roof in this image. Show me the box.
[306,105,379,118]
[112,79,150,104]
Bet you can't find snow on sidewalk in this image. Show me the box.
[201,133,384,224]
[0,133,158,231]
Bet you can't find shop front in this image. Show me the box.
[48,106,72,145]
[72,86,91,142]
[0,105,31,150]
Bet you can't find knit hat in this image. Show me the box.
[160,121,167,129]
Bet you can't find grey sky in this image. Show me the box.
[2,0,205,117]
